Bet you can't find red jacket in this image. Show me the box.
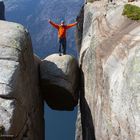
[49,20,77,39]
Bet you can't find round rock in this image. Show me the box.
[40,54,79,111]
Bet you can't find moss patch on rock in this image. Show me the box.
[122,4,140,20]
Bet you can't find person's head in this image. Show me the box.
[60,20,65,26]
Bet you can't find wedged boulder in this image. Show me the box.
[0,20,44,140]
[40,54,79,111]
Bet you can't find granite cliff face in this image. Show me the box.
[76,0,140,140]
[0,20,44,140]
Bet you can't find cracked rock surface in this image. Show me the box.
[0,20,44,140]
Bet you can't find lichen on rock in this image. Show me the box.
[123,4,140,20]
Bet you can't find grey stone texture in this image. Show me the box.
[0,20,44,140]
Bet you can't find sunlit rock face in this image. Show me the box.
[76,1,140,140]
[0,20,44,140]
[40,54,79,111]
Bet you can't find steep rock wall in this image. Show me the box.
[76,1,140,140]
[40,54,79,111]
[0,21,44,140]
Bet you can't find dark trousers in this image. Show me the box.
[59,38,66,55]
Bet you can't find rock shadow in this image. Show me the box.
[79,66,96,140]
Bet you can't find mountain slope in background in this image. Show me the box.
[4,0,83,57]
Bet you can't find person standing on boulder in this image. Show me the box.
[48,19,77,56]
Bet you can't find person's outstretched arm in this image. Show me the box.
[66,22,78,29]
[48,19,59,29]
